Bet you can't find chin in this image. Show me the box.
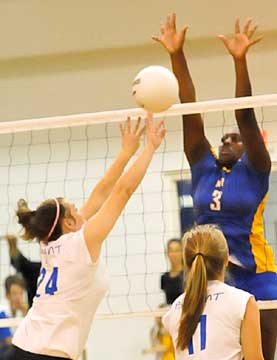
[218,157,237,168]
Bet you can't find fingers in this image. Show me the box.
[235,17,240,34]
[250,35,263,46]
[152,35,162,43]
[180,25,189,41]
[148,118,166,137]
[243,17,253,35]
[138,125,146,137]
[134,116,141,133]
[119,116,130,135]
[217,34,229,47]
[121,116,146,137]
[155,119,165,133]
[119,122,124,136]
[165,14,171,30]
[159,128,167,140]
[126,117,131,133]
[170,13,177,32]
[248,24,258,39]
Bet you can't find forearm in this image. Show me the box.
[233,56,270,171]
[234,56,252,97]
[118,145,155,197]
[170,51,208,162]
[234,56,256,124]
[170,50,196,103]
[80,149,132,219]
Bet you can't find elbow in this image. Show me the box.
[114,182,133,203]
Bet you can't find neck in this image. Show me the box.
[170,264,183,273]
[216,271,225,282]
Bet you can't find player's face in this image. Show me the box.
[218,132,244,167]
[6,284,25,310]
[167,241,183,267]
[62,200,85,232]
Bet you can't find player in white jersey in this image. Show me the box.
[7,114,166,360]
[162,225,264,360]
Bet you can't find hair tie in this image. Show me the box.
[194,252,204,260]
[46,199,60,241]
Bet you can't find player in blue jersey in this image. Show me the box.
[153,14,277,360]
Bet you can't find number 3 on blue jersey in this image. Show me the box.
[36,267,59,297]
[189,314,207,355]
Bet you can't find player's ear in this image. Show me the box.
[61,216,75,233]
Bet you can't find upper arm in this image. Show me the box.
[182,114,211,166]
[79,189,104,220]
[84,186,129,263]
[236,109,271,172]
[241,297,264,360]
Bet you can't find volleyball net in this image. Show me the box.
[0,94,277,325]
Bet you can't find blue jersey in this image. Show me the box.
[191,149,276,273]
[0,310,12,343]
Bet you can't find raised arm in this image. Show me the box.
[79,117,145,220]
[218,18,270,172]
[152,13,210,165]
[84,114,166,262]
[4,234,40,275]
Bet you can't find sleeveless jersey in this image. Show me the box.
[191,149,276,273]
[163,281,252,360]
[13,227,109,360]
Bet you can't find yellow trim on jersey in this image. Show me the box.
[210,147,218,160]
[210,147,232,173]
[250,193,277,273]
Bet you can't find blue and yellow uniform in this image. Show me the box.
[191,149,277,300]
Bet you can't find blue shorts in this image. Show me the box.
[226,264,277,301]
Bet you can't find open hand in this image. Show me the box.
[218,18,262,59]
[145,113,166,151]
[152,13,188,55]
[120,117,145,157]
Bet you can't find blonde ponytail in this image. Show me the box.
[176,225,228,352]
[177,253,207,350]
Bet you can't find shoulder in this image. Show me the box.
[191,148,218,190]
[221,283,252,311]
[221,282,251,296]
[240,153,270,177]
[191,148,217,172]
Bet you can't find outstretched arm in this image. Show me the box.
[79,117,145,220]
[153,13,210,165]
[84,114,166,262]
[219,18,270,172]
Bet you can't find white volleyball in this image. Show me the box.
[132,65,179,113]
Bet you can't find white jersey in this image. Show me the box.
[162,280,252,360]
[13,227,109,360]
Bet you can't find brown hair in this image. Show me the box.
[5,274,26,294]
[167,238,182,250]
[177,224,228,351]
[16,198,66,244]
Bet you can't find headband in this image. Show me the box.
[46,198,60,241]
